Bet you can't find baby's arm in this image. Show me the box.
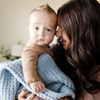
[22,48,45,93]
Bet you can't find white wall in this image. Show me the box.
[0,0,70,62]
[0,0,100,62]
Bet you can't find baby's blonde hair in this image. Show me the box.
[29,3,56,24]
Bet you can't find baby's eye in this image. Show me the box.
[46,29,51,32]
[35,27,39,30]
[33,26,39,30]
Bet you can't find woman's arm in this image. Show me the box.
[18,90,71,100]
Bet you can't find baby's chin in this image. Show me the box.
[37,43,48,47]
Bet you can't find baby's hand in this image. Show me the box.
[30,81,45,93]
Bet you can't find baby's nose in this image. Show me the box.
[39,30,44,36]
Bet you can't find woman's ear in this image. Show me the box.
[27,27,30,31]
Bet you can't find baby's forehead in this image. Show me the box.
[31,10,56,17]
[30,10,57,21]
[29,11,57,28]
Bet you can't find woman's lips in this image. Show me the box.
[60,38,66,42]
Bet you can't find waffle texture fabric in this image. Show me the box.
[0,54,75,100]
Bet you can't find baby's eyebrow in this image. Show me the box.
[31,23,55,29]
[48,25,55,29]
[32,23,40,25]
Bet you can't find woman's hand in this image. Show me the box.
[18,90,36,100]
[18,90,70,100]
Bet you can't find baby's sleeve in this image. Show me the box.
[22,48,41,85]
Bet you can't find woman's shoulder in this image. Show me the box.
[50,43,58,49]
[50,43,59,53]
[89,65,100,82]
[78,90,100,100]
[78,65,100,100]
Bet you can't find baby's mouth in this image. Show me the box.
[39,39,44,41]
[38,37,44,42]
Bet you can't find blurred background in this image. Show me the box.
[0,0,100,62]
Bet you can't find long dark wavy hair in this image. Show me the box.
[56,0,100,98]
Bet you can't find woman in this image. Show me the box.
[56,0,100,99]
[19,0,100,99]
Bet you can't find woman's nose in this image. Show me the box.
[56,29,62,37]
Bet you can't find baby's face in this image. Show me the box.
[28,11,57,47]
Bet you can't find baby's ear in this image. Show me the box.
[27,27,30,31]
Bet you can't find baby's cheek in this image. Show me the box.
[30,37,37,43]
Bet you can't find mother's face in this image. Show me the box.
[56,18,70,50]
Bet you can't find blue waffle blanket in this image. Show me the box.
[0,54,75,100]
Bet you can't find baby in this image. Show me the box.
[22,4,57,93]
